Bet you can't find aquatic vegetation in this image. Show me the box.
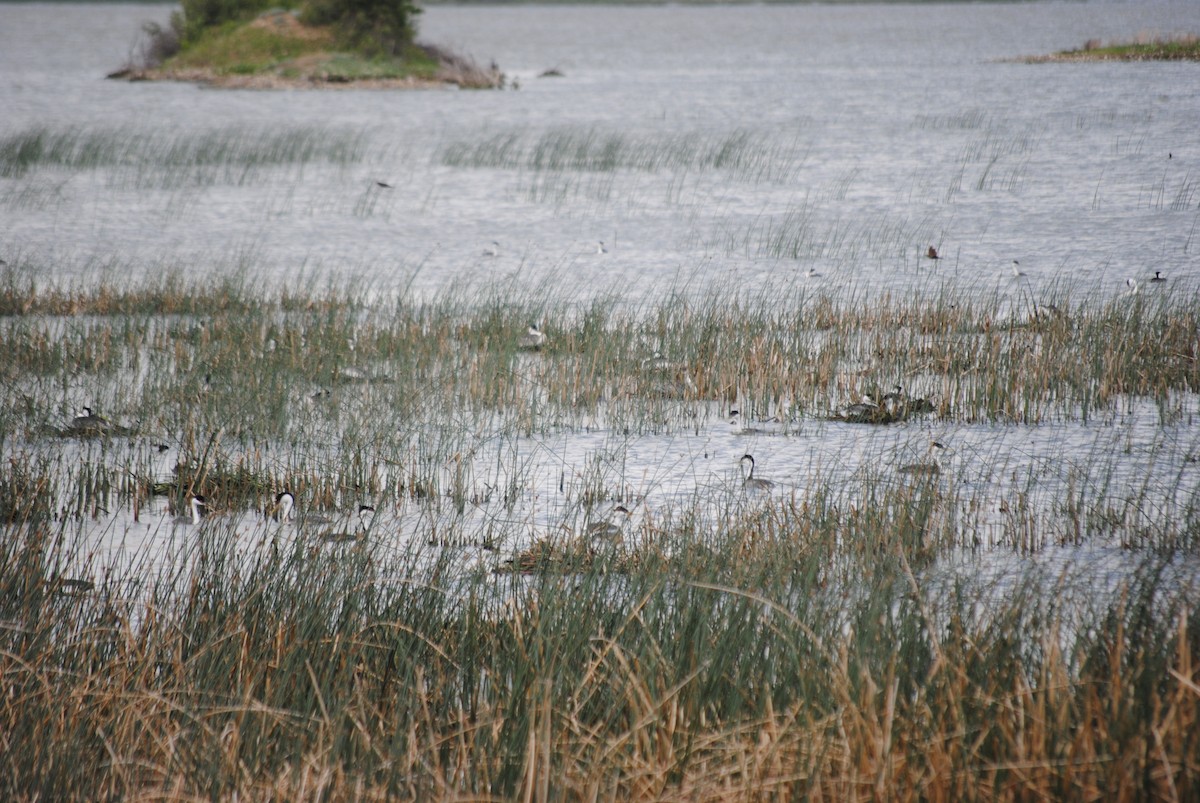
[1,502,1197,799]
[441,127,803,183]
[1,270,1197,800]
[0,124,371,190]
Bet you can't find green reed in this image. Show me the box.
[441,127,802,183]
[0,124,371,186]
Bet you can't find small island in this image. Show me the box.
[111,0,504,89]
[1024,33,1200,63]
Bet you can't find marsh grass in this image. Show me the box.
[441,128,803,183]
[0,125,369,185]
[2,498,1198,799]
[0,272,1194,520]
[2,268,1199,797]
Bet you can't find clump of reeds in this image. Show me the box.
[0,124,368,183]
[2,506,1197,800]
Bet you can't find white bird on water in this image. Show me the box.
[175,495,207,525]
[483,241,500,257]
[596,241,608,255]
[272,490,296,522]
[272,490,339,527]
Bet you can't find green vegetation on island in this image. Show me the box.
[114,0,504,88]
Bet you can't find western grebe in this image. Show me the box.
[272,491,338,526]
[1126,278,1139,294]
[640,352,675,372]
[175,495,207,525]
[518,323,546,350]
[1011,261,1025,278]
[272,491,295,522]
[926,246,941,260]
[320,505,376,544]
[899,442,945,475]
[905,396,935,415]
[739,454,775,491]
[840,395,883,423]
[596,241,608,254]
[1150,271,1166,282]
[639,353,696,397]
[804,267,821,278]
[69,406,127,435]
[71,406,106,430]
[587,505,631,545]
[54,577,95,597]
[882,385,905,410]
[484,241,500,257]
[728,410,784,436]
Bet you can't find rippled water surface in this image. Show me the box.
[3,2,1199,295]
[2,2,1199,593]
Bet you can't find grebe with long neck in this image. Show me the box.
[739,454,775,491]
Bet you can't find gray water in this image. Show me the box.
[2,2,1200,596]
[3,2,1199,297]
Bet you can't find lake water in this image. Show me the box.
[2,2,1199,597]
[3,2,1199,298]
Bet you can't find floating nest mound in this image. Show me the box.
[828,397,937,426]
[499,537,641,575]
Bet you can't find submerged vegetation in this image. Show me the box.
[1,268,1198,797]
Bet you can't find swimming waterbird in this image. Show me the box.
[739,454,775,491]
[175,495,207,525]
[518,323,546,350]
[899,442,946,476]
[320,505,376,543]
[587,505,631,545]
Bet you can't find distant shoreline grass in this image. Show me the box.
[1024,33,1200,63]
